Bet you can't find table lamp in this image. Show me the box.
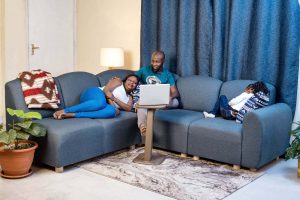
[100,48,124,70]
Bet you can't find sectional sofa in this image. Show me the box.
[5,69,292,172]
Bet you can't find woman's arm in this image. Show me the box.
[103,77,122,100]
[113,95,133,112]
[107,98,120,115]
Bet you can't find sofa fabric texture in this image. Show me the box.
[5,69,292,170]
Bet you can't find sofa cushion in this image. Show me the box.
[96,69,135,86]
[154,109,202,153]
[220,80,276,105]
[176,75,222,112]
[56,72,100,107]
[34,118,105,167]
[188,118,243,165]
[94,111,140,153]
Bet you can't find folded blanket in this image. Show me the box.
[18,69,60,109]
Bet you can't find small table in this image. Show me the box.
[133,104,167,165]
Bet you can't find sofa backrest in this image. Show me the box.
[220,80,276,105]
[5,77,64,124]
[176,75,223,112]
[96,69,135,86]
[56,71,100,107]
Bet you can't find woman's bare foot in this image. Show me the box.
[53,109,65,119]
[139,124,146,136]
[60,113,75,119]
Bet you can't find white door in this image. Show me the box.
[28,0,75,76]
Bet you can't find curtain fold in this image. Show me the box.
[141,0,300,113]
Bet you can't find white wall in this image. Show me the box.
[76,0,141,73]
[0,0,4,123]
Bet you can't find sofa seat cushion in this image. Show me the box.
[94,111,140,153]
[188,118,243,165]
[154,109,203,153]
[34,118,105,167]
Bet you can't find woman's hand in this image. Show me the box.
[115,108,120,116]
[106,92,114,100]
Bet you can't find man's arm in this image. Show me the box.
[170,85,179,99]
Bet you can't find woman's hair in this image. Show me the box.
[122,74,140,89]
[252,81,270,95]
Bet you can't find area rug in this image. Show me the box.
[77,148,263,200]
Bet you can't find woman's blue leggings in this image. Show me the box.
[64,87,116,118]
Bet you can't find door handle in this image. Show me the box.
[31,44,40,55]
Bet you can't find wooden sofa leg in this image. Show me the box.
[55,167,64,173]
[180,153,187,158]
[233,165,240,170]
[129,145,135,150]
[193,156,199,161]
[250,168,257,172]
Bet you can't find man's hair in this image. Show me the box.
[152,50,165,60]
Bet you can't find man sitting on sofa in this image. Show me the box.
[135,50,179,136]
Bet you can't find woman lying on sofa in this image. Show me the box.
[53,74,139,119]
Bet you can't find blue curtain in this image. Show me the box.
[141,0,300,113]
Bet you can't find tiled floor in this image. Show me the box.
[0,159,299,200]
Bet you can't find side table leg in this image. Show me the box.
[144,109,154,161]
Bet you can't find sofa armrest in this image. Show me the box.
[241,103,292,169]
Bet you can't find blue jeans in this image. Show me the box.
[64,87,116,118]
[210,95,235,120]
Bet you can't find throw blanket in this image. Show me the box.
[18,70,60,109]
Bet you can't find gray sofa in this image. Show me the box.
[5,69,292,171]
[5,70,140,172]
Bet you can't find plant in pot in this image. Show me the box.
[0,108,47,178]
[285,121,300,177]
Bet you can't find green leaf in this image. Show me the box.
[0,132,10,144]
[23,112,42,119]
[16,132,30,140]
[6,108,42,119]
[16,120,33,129]
[25,123,47,137]
[7,108,25,118]
[8,129,17,143]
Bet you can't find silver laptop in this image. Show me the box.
[139,84,170,106]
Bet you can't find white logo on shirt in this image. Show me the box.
[146,76,161,84]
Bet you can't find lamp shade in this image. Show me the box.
[100,48,124,67]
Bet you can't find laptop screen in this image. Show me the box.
[138,84,170,106]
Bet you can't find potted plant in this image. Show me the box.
[285,121,300,177]
[0,108,47,178]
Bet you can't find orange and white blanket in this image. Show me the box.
[18,69,60,109]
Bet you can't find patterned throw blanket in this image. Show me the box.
[18,70,60,109]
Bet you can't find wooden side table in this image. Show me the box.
[133,104,167,165]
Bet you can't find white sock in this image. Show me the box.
[203,111,215,118]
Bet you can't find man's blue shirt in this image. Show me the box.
[135,65,175,86]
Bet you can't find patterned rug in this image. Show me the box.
[77,148,263,200]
